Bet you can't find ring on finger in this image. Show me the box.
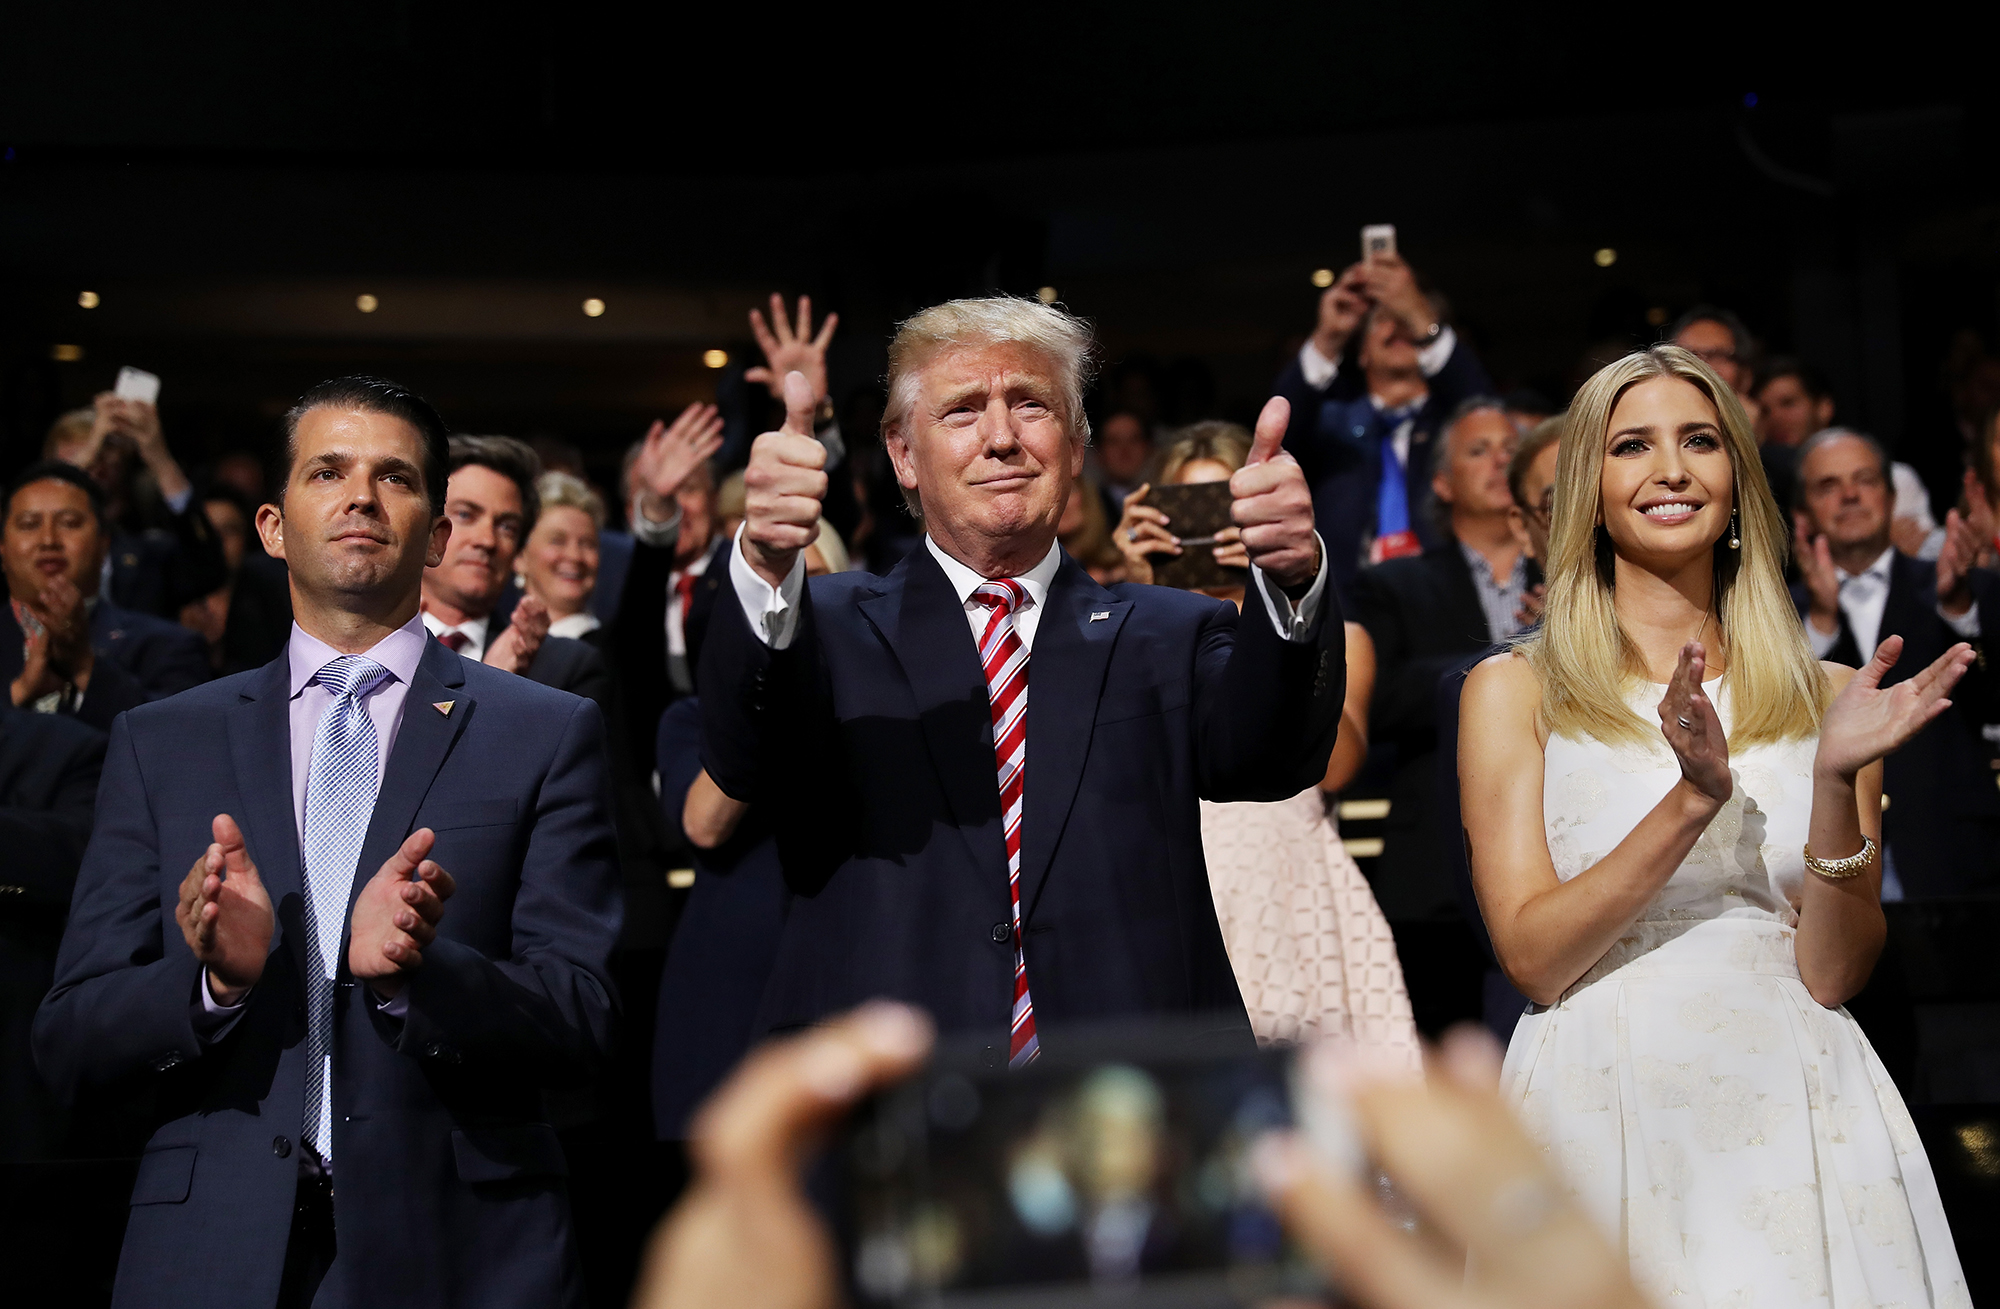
[1676,716,1693,730]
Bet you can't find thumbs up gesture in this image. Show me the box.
[176,814,274,1005]
[1229,396,1320,590]
[741,371,830,589]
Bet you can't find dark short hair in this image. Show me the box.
[1425,396,1510,536]
[1508,413,1566,511]
[198,478,259,526]
[1793,426,1889,504]
[5,459,108,530]
[1669,305,1752,358]
[280,376,451,516]
[446,435,544,536]
[1756,356,1833,404]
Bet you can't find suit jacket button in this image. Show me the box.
[272,1135,292,1158]
[990,922,1012,944]
[424,1042,444,1058]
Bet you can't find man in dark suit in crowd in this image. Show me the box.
[0,707,104,1161]
[1791,428,2000,897]
[35,375,622,1307]
[45,396,230,619]
[183,483,295,676]
[420,436,611,715]
[3,462,210,732]
[1350,397,1533,1037]
[1272,251,1493,597]
[703,296,1342,1063]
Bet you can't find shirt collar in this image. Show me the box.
[924,536,1063,612]
[289,612,430,698]
[419,610,489,646]
[1458,538,1526,586]
[1836,546,1896,586]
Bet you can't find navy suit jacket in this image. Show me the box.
[1790,556,2000,897]
[1272,339,1493,597]
[0,595,209,733]
[34,638,622,1309]
[699,545,1345,1063]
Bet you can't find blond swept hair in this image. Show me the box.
[1519,346,1828,747]
[535,471,606,531]
[1153,420,1252,485]
[882,295,1098,448]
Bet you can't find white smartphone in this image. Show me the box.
[114,366,161,406]
[1361,224,1397,262]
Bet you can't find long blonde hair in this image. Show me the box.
[1520,346,1828,747]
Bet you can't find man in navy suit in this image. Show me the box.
[1271,253,1493,597]
[702,297,1342,1066]
[1790,428,2000,898]
[35,376,622,1308]
[3,462,210,732]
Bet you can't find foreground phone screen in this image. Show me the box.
[838,1027,1320,1307]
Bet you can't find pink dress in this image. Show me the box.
[1198,788,1422,1068]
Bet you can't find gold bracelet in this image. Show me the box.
[1803,835,1877,880]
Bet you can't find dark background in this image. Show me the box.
[4,6,1998,512]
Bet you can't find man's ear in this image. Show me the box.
[255,502,286,562]
[884,425,920,491]
[1432,470,1454,507]
[426,514,452,569]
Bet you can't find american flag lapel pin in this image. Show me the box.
[1089,611,1111,622]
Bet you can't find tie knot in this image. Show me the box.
[972,579,1029,615]
[316,654,390,700]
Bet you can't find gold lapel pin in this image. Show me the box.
[433,700,455,716]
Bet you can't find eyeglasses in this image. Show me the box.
[1521,486,1556,524]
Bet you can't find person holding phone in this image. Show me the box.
[1459,347,1968,1303]
[1116,424,1418,1061]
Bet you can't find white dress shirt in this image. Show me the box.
[728,528,1329,650]
[421,611,490,662]
[549,611,601,640]
[1805,546,1981,660]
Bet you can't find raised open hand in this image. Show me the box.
[1794,517,1842,636]
[746,293,838,405]
[1230,396,1320,590]
[1658,641,1730,805]
[632,403,725,523]
[485,591,550,675]
[1935,508,1979,615]
[176,814,273,1004]
[741,372,828,589]
[1815,635,1974,781]
[348,827,456,997]
[1113,483,1177,585]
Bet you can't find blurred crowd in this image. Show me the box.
[4,261,1998,1305]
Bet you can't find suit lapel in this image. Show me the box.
[1018,559,1129,920]
[346,640,472,917]
[856,550,1008,882]
[0,603,21,685]
[227,655,306,984]
[1434,545,1490,644]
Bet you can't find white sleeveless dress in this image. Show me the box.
[1501,681,1967,1307]
[1199,790,1421,1068]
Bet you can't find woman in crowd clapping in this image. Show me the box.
[1116,423,1419,1064]
[518,471,607,643]
[1460,346,1970,1304]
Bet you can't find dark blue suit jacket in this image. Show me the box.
[1272,339,1493,597]
[1791,556,2000,897]
[34,638,622,1308]
[0,595,209,734]
[699,545,1345,1062]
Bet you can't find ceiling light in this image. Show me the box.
[582,298,606,318]
[356,293,379,313]
[51,344,84,362]
[1594,248,1618,267]
[702,349,729,369]
[1310,268,1335,288]
[1035,286,1058,305]
[77,290,100,309]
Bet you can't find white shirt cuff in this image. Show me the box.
[1250,533,1329,643]
[728,523,806,649]
[1806,619,1840,659]
[629,499,683,549]
[1939,602,1982,640]
[1416,325,1458,378]
[197,968,251,1042]
[375,987,410,1018]
[1298,341,1340,390]
[162,485,194,517]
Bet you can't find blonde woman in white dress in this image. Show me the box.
[1119,423,1419,1065]
[1460,347,1971,1306]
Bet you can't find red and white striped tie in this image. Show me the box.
[971,579,1038,1067]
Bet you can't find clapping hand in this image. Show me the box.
[632,403,726,524]
[1794,517,1842,637]
[746,293,838,406]
[741,372,828,589]
[348,828,456,999]
[1230,396,1320,591]
[1962,468,1997,569]
[175,815,273,1006]
[484,591,550,675]
[1934,508,1980,616]
[1658,641,1730,806]
[1815,635,1973,781]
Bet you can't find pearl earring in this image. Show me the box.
[1728,508,1740,550]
